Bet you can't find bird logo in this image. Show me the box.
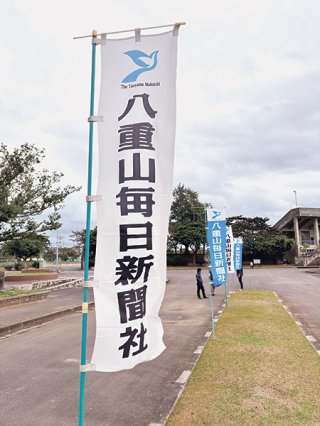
[122,50,159,83]
[211,210,221,220]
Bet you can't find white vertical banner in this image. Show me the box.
[91,29,180,372]
[226,226,235,273]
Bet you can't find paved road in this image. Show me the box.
[0,270,224,426]
[1,267,319,426]
[241,266,320,343]
[0,287,94,331]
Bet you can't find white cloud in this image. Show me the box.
[1,0,320,246]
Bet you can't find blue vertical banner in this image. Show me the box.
[206,208,228,287]
[234,237,243,270]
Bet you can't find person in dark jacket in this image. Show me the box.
[236,268,244,289]
[195,268,207,299]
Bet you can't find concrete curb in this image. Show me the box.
[0,291,49,308]
[0,301,95,337]
[274,292,320,356]
[162,296,227,426]
[8,278,85,291]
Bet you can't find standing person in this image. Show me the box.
[195,268,207,299]
[250,261,254,269]
[236,268,244,289]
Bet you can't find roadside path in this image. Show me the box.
[0,287,94,335]
[242,266,320,345]
[1,267,319,425]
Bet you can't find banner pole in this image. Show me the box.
[224,281,229,307]
[205,212,214,338]
[209,279,215,338]
[79,29,97,426]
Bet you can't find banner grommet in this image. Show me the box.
[80,364,96,372]
[88,115,104,122]
[134,28,141,42]
[86,195,102,202]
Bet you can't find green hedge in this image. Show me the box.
[167,254,207,266]
[167,254,189,266]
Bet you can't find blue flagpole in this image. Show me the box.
[79,30,97,426]
[224,281,229,307]
[205,211,215,338]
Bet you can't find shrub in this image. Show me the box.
[167,254,189,266]
[195,254,206,265]
[14,263,23,271]
[4,265,13,271]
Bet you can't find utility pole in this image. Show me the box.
[56,230,59,271]
[56,231,63,271]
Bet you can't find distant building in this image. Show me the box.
[274,208,320,265]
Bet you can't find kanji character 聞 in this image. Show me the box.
[117,285,147,323]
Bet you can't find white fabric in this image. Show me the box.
[91,30,179,372]
[226,226,235,273]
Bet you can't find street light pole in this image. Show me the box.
[56,231,63,271]
[56,230,59,271]
[293,190,298,208]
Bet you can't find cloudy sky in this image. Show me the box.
[1,0,320,245]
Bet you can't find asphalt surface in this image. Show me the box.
[242,266,320,344]
[0,269,225,426]
[1,266,319,426]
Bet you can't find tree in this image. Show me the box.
[0,143,80,242]
[42,245,80,262]
[227,215,294,263]
[42,246,56,261]
[2,233,49,264]
[227,216,270,259]
[226,216,271,238]
[70,227,97,268]
[170,183,204,224]
[263,234,294,264]
[58,247,79,262]
[169,183,208,259]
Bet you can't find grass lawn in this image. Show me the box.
[166,290,320,425]
[0,289,44,298]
